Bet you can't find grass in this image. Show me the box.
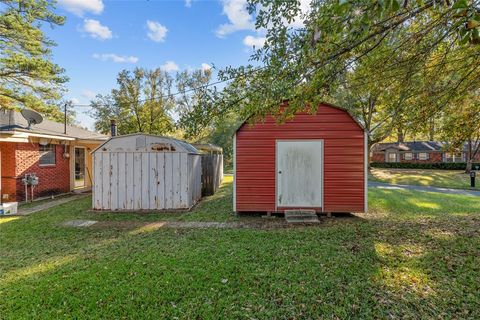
[1,177,479,318]
[18,193,77,209]
[369,168,480,190]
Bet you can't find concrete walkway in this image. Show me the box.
[62,219,322,230]
[15,194,90,216]
[369,181,480,197]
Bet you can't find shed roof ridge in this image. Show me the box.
[234,102,365,135]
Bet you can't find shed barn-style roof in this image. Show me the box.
[93,133,199,154]
[235,102,365,133]
[191,143,222,154]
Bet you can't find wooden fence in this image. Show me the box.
[200,154,223,196]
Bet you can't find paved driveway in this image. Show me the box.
[369,181,480,197]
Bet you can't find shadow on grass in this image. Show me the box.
[0,214,382,318]
[368,188,480,220]
[1,180,479,318]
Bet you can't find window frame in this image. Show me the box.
[418,152,429,161]
[387,152,397,162]
[39,144,56,167]
[404,152,413,160]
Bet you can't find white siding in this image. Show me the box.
[164,153,173,209]
[92,134,202,211]
[125,153,134,210]
[118,152,127,210]
[92,147,202,211]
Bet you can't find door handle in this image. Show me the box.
[278,171,282,174]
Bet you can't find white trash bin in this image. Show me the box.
[1,202,18,215]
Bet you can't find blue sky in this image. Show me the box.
[46,0,272,129]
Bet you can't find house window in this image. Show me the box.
[418,152,429,161]
[39,144,56,166]
[387,152,397,162]
[404,152,413,160]
[454,152,463,162]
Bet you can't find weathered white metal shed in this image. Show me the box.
[92,134,202,211]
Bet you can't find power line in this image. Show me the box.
[68,66,267,108]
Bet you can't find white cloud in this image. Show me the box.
[82,19,112,40]
[201,63,212,71]
[70,98,80,105]
[146,20,168,42]
[57,0,104,16]
[93,53,139,64]
[81,90,96,99]
[290,0,312,28]
[185,0,193,7]
[216,0,255,38]
[160,61,179,72]
[243,35,265,48]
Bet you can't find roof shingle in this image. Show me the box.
[0,109,108,141]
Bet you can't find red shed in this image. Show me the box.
[233,103,367,214]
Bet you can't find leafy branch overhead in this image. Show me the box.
[0,0,68,121]
[217,0,479,143]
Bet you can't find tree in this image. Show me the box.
[90,68,175,135]
[332,37,424,157]
[205,111,242,169]
[217,0,480,141]
[439,93,480,172]
[0,0,67,120]
[176,68,214,141]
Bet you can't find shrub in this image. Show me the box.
[370,162,480,170]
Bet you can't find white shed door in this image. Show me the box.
[277,140,323,208]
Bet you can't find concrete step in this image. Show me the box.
[285,210,320,223]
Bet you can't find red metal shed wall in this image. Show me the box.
[235,104,365,213]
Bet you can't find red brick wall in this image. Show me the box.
[0,142,70,201]
[0,142,18,202]
[400,152,443,163]
[371,149,480,164]
[370,152,384,162]
[14,142,70,201]
[371,151,444,164]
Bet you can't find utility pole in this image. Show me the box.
[64,102,67,134]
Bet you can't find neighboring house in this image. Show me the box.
[371,141,480,163]
[0,109,108,202]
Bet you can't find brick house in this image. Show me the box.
[371,141,480,164]
[0,109,108,202]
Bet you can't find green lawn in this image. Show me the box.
[1,177,479,318]
[370,168,480,190]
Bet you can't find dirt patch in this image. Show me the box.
[76,219,330,230]
[63,213,360,231]
[91,220,146,230]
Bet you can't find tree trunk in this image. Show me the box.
[466,159,473,173]
[396,125,404,142]
[466,140,473,173]
[429,118,435,141]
